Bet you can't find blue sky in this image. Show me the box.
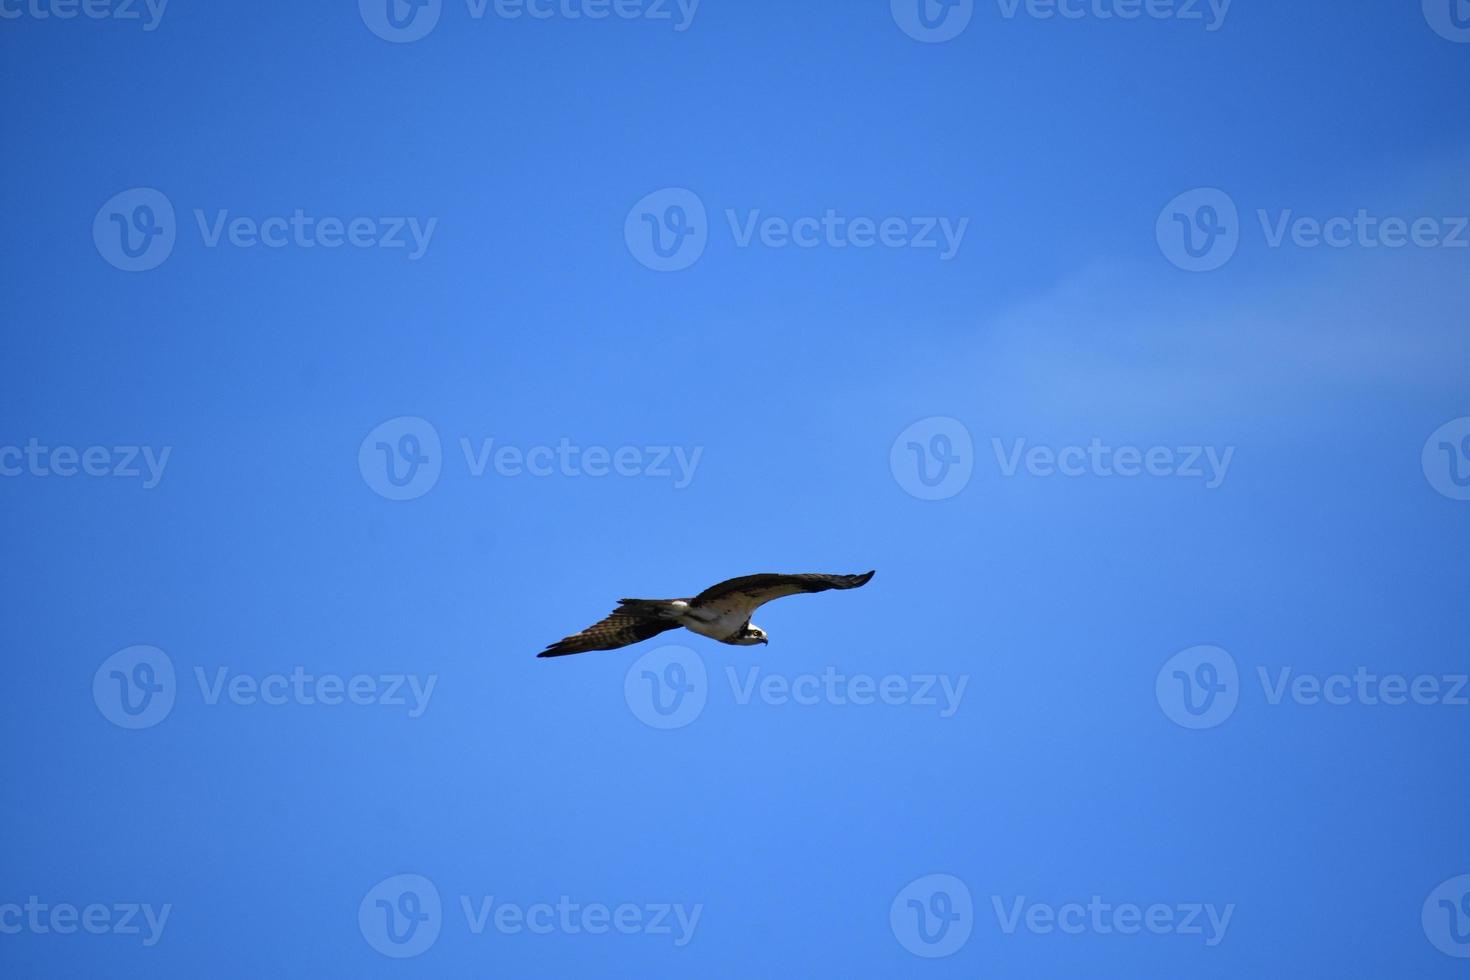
[2,1,1469,976]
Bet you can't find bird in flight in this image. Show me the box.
[537,571,876,658]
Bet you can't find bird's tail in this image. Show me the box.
[616,598,688,621]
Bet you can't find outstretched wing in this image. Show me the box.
[537,603,682,658]
[691,570,875,618]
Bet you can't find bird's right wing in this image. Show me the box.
[691,570,875,617]
[536,602,682,658]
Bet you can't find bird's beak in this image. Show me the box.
[759,637,769,645]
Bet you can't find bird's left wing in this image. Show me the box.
[537,602,681,658]
[690,570,875,617]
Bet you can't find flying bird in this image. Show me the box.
[537,570,876,658]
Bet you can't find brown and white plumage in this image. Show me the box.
[537,570,875,658]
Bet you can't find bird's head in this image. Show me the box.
[736,625,769,646]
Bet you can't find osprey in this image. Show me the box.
[536,570,876,658]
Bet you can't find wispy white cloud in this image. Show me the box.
[958,153,1470,431]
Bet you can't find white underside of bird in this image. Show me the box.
[653,599,755,642]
